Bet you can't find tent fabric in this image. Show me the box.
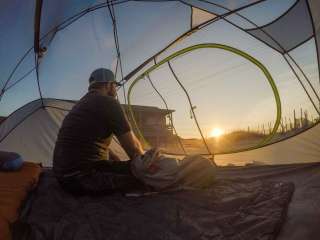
[181,0,262,16]
[0,0,318,92]
[183,0,262,11]
[0,162,41,240]
[0,100,42,142]
[216,162,320,240]
[39,0,100,49]
[0,99,319,167]
[191,7,217,28]
[0,2,319,239]
[0,1,319,165]
[0,0,35,91]
[215,122,320,166]
[223,1,299,30]
[0,99,128,166]
[308,0,320,79]
[247,0,314,53]
[0,107,64,166]
[17,168,294,240]
[308,0,320,32]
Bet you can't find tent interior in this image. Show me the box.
[0,0,319,239]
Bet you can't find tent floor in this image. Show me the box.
[16,162,320,240]
[216,162,320,240]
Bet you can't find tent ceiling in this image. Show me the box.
[191,7,217,28]
[0,0,319,163]
[247,0,313,53]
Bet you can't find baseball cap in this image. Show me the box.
[89,68,121,86]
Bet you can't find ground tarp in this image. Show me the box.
[16,166,296,240]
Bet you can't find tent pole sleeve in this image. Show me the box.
[34,0,43,54]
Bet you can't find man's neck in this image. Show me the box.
[89,89,104,95]
[88,90,115,99]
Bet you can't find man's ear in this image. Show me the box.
[106,83,112,90]
[103,84,109,92]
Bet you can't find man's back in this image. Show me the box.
[53,91,130,177]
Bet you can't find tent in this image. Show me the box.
[0,0,319,166]
[0,0,320,239]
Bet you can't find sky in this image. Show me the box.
[0,0,319,139]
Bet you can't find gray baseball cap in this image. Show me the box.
[89,68,121,86]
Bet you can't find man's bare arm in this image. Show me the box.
[109,148,121,161]
[117,131,144,160]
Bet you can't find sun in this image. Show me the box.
[210,128,224,138]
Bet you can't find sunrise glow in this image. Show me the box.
[210,128,224,138]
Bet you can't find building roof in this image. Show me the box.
[121,104,174,114]
[65,99,174,114]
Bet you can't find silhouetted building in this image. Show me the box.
[122,105,175,147]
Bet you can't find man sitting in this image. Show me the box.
[53,68,144,195]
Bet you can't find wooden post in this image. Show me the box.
[304,110,308,127]
[280,118,284,134]
[289,118,293,131]
[300,108,303,128]
[293,109,297,129]
[268,122,272,134]
[284,117,288,132]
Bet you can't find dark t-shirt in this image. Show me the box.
[53,91,130,176]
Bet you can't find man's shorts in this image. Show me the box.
[58,160,145,196]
